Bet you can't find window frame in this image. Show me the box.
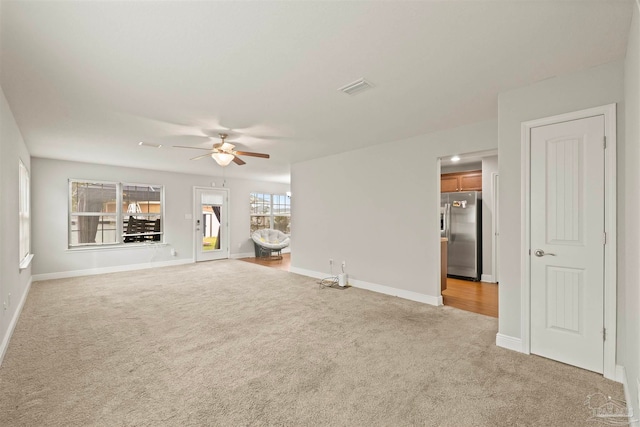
[250,192,291,236]
[122,182,164,242]
[19,160,32,269]
[68,179,164,249]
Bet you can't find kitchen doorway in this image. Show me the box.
[439,150,498,317]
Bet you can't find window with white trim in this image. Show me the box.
[69,180,163,247]
[250,192,290,235]
[19,160,31,265]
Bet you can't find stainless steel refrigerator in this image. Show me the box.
[440,191,482,281]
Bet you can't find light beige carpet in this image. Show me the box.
[0,260,624,426]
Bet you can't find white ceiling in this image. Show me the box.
[0,1,633,183]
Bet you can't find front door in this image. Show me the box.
[195,188,229,262]
[530,115,605,373]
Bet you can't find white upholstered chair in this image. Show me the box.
[251,229,290,260]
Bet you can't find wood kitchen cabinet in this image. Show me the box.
[440,170,482,192]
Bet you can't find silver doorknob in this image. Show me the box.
[534,249,556,257]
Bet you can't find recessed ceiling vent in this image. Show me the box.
[138,141,162,148]
[338,78,374,96]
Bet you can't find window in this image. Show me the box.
[250,192,290,235]
[122,184,162,242]
[69,180,163,248]
[19,160,31,267]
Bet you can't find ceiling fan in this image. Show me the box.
[173,133,270,166]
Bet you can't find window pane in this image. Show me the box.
[71,182,117,213]
[123,214,162,242]
[250,192,271,215]
[123,184,161,214]
[273,193,290,215]
[70,215,117,245]
[274,216,291,234]
[250,215,270,234]
[19,161,30,260]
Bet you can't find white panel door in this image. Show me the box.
[530,115,605,373]
[195,188,229,262]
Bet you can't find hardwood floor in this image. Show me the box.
[239,253,291,271]
[442,278,498,318]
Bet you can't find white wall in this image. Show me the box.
[31,158,289,277]
[0,86,32,363]
[623,1,640,418]
[481,155,498,282]
[497,61,625,342]
[291,119,497,301]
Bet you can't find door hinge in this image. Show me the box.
[603,232,607,245]
[603,328,606,341]
[603,136,607,149]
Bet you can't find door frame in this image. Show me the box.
[491,172,499,284]
[520,104,617,380]
[193,186,230,261]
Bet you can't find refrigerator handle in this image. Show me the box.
[446,203,452,241]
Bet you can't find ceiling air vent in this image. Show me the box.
[138,141,162,148]
[338,78,374,96]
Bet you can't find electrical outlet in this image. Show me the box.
[342,261,346,268]
[329,259,333,265]
[2,301,6,311]
[170,248,177,257]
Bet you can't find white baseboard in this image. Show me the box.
[32,259,193,282]
[495,333,524,353]
[290,267,442,306]
[617,364,639,425]
[350,277,442,306]
[616,364,627,384]
[0,277,32,367]
[481,274,496,283]
[230,252,256,260]
[289,267,326,280]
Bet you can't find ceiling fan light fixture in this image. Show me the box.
[211,152,235,166]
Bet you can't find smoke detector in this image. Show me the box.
[338,78,375,96]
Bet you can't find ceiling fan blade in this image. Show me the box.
[232,156,246,166]
[234,150,270,159]
[190,153,213,161]
[174,145,212,151]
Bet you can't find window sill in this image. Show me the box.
[67,242,167,252]
[19,253,34,270]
